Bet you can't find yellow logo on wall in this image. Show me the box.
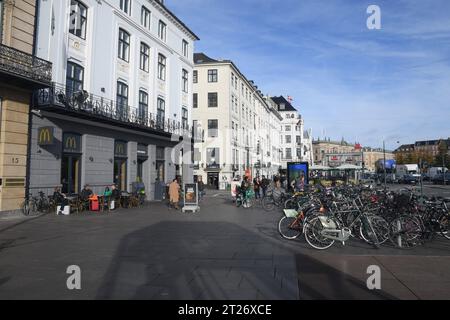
[38,127,54,145]
[65,137,77,149]
[115,141,127,156]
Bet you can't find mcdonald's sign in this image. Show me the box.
[115,141,127,157]
[38,127,54,145]
[63,133,81,153]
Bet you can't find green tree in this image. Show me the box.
[395,152,405,165]
[435,140,450,168]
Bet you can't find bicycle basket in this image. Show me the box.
[283,209,298,218]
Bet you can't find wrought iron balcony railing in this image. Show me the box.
[34,83,204,141]
[0,44,52,85]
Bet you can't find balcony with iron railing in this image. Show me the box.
[33,83,204,141]
[0,44,52,88]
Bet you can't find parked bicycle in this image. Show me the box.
[21,191,55,216]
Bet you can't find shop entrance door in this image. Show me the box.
[156,160,165,182]
[207,172,219,189]
[114,158,127,191]
[61,155,81,194]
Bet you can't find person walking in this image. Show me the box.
[197,176,205,202]
[253,177,261,199]
[261,175,269,197]
[169,178,180,210]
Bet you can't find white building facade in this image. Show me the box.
[270,96,313,168]
[192,53,282,189]
[29,0,199,198]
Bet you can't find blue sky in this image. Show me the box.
[170,0,450,150]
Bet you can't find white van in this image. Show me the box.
[396,164,420,179]
[426,167,448,180]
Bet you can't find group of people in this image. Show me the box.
[231,172,306,202]
[54,183,124,215]
[231,175,272,200]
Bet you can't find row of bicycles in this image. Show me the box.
[20,191,147,216]
[261,185,450,250]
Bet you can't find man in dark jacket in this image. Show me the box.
[261,175,269,197]
[80,184,93,201]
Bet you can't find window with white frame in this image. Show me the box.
[193,93,198,108]
[208,69,218,83]
[193,70,198,83]
[141,6,151,29]
[140,42,150,72]
[182,40,188,57]
[158,54,166,80]
[120,0,131,15]
[182,107,188,129]
[158,20,166,41]
[182,69,188,93]
[118,28,130,62]
[69,0,87,39]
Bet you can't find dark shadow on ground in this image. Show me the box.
[96,220,401,300]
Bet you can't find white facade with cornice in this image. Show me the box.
[192,54,282,189]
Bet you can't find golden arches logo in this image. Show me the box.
[38,127,52,145]
[116,144,125,155]
[65,136,77,149]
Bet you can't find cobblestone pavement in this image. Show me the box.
[0,191,449,300]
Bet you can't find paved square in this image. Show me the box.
[0,191,449,300]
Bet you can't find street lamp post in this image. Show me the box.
[444,152,447,185]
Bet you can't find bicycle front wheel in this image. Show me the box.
[303,216,335,250]
[360,215,389,246]
[262,196,275,211]
[278,216,302,239]
[389,215,422,249]
[438,212,450,240]
[21,200,30,216]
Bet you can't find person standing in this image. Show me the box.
[261,175,269,197]
[197,176,205,202]
[253,177,261,199]
[169,178,180,210]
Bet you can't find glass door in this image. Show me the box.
[114,159,127,191]
[156,160,165,182]
[61,155,81,194]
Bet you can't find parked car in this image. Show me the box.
[398,174,419,184]
[432,172,450,185]
[385,175,398,184]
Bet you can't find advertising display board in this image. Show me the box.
[182,183,200,213]
[287,162,309,191]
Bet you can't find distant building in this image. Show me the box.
[312,138,354,165]
[394,138,450,163]
[270,96,313,167]
[314,139,394,172]
[192,53,283,189]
